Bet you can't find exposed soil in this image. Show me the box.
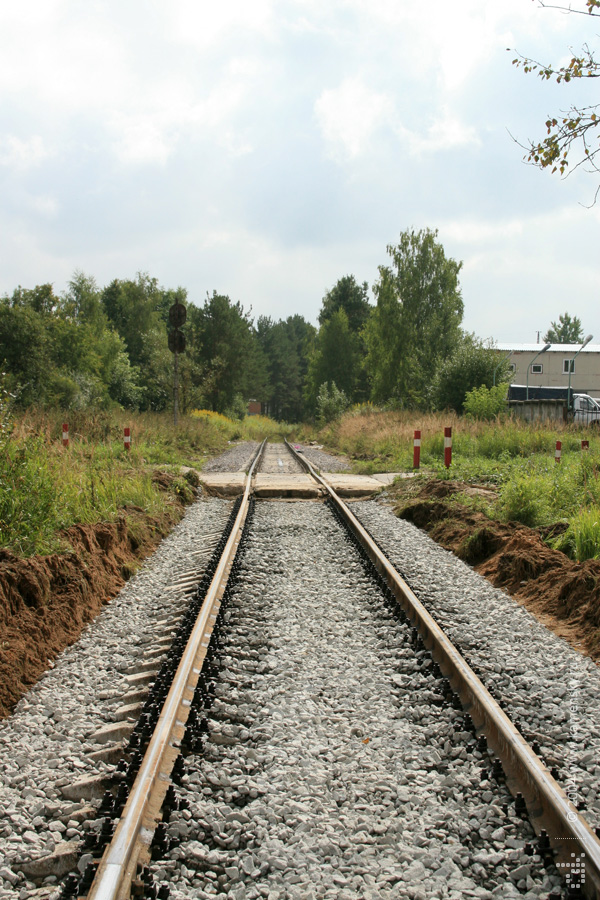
[393,479,600,662]
[0,470,194,718]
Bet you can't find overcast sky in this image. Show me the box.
[1,0,599,342]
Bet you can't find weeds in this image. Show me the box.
[553,507,600,562]
[1,406,285,556]
[312,406,600,555]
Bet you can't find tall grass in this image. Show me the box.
[1,405,286,556]
[315,406,600,559]
[553,507,600,562]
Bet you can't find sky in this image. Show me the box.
[1,0,599,343]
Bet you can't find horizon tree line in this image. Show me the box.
[3,227,570,421]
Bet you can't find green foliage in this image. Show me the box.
[0,405,279,556]
[434,335,510,412]
[318,275,371,333]
[306,310,360,412]
[553,506,600,561]
[511,2,600,192]
[497,475,551,527]
[0,436,59,554]
[192,292,260,414]
[364,228,463,408]
[224,393,248,421]
[543,312,584,344]
[316,381,350,423]
[463,383,509,420]
[256,315,314,421]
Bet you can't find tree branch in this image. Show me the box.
[534,0,600,15]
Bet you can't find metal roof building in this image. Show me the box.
[495,342,600,396]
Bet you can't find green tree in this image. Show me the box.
[256,316,312,421]
[195,292,257,413]
[463,384,509,420]
[433,335,511,413]
[316,381,350,424]
[63,271,105,330]
[9,283,59,315]
[101,274,179,410]
[511,0,600,195]
[364,228,463,408]
[318,276,371,334]
[0,302,51,405]
[311,276,371,407]
[305,309,361,414]
[101,273,167,369]
[543,312,584,343]
[284,315,316,421]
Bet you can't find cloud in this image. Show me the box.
[403,107,482,155]
[0,0,598,348]
[167,0,276,49]
[315,77,394,161]
[315,78,479,163]
[0,135,49,171]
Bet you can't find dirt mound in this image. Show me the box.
[0,507,182,718]
[396,484,600,662]
[417,480,461,500]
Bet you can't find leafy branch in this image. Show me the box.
[510,1,600,199]
[531,0,600,15]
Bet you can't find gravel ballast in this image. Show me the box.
[0,498,234,899]
[295,444,350,473]
[1,494,597,900]
[154,502,562,900]
[353,500,600,830]
[202,443,260,474]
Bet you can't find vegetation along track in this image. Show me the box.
[1,442,600,900]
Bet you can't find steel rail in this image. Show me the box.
[285,439,600,899]
[87,440,267,900]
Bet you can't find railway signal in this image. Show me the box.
[168,300,187,427]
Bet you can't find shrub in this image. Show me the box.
[463,383,509,420]
[497,475,550,527]
[553,506,600,561]
[224,393,247,422]
[316,381,350,424]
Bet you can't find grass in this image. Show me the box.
[310,406,600,561]
[5,400,600,563]
[553,506,600,562]
[0,405,291,557]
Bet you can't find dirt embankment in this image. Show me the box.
[0,471,194,718]
[395,479,600,661]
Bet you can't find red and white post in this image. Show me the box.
[555,440,562,464]
[62,423,69,448]
[124,427,131,452]
[444,426,452,469]
[582,439,590,452]
[413,430,421,470]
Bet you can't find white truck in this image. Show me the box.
[507,385,600,425]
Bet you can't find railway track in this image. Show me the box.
[2,441,600,900]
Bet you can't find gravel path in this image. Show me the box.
[0,499,233,899]
[201,441,350,475]
[353,500,600,830]
[202,443,260,473]
[294,444,351,473]
[155,502,560,900]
